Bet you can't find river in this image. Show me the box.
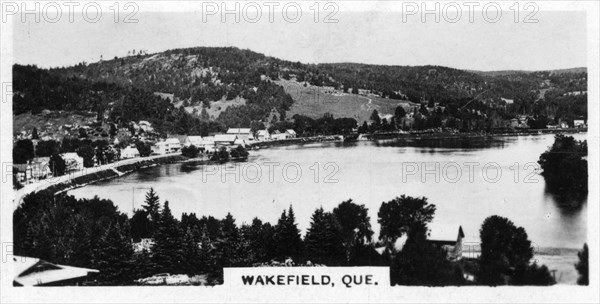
[69,133,587,283]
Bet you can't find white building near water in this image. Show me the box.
[120,146,140,159]
[214,134,238,148]
[271,129,297,140]
[227,128,254,141]
[184,136,204,147]
[152,138,181,155]
[257,129,270,141]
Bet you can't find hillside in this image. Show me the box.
[13,46,588,137]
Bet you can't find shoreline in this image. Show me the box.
[14,129,586,204]
[249,128,587,149]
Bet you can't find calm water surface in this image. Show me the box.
[69,133,587,250]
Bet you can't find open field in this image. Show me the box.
[184,96,246,119]
[276,80,418,123]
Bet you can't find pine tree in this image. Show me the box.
[575,243,588,285]
[304,207,345,265]
[92,221,135,285]
[142,188,161,221]
[182,227,201,275]
[215,213,241,267]
[151,201,186,274]
[32,127,39,139]
[273,206,303,262]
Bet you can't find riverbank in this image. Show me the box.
[13,154,190,206]
[248,128,587,149]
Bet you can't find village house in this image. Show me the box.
[374,226,465,262]
[214,134,238,148]
[574,119,586,128]
[200,136,216,151]
[165,138,182,153]
[227,128,254,141]
[14,157,53,184]
[257,129,270,141]
[151,138,182,155]
[184,136,203,147]
[271,129,297,141]
[152,142,169,155]
[427,226,465,262]
[120,145,140,159]
[13,256,99,286]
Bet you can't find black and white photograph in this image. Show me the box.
[0,1,598,303]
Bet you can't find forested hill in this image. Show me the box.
[13,46,588,136]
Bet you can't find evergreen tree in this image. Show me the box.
[143,188,161,221]
[49,153,66,176]
[273,206,303,261]
[151,201,186,274]
[216,213,242,267]
[370,110,381,127]
[92,222,135,285]
[32,127,39,139]
[182,227,201,274]
[130,209,152,241]
[575,243,589,285]
[304,207,345,265]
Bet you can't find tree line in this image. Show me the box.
[14,189,585,286]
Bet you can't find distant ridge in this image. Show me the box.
[469,67,587,77]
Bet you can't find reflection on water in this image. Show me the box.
[543,185,588,210]
[69,133,587,251]
[373,136,509,150]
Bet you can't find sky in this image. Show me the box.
[11,5,588,71]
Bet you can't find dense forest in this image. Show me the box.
[14,189,574,286]
[13,47,587,137]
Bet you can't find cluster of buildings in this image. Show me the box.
[146,128,298,156]
[14,152,85,185]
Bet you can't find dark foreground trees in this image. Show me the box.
[14,190,559,286]
[477,215,554,286]
[390,222,464,286]
[377,195,436,249]
[575,243,589,285]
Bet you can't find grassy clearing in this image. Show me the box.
[276,79,415,123]
[184,97,246,119]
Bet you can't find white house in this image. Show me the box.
[257,130,270,141]
[165,138,182,153]
[13,256,99,286]
[184,136,204,147]
[201,136,216,151]
[271,132,287,141]
[227,128,254,141]
[152,142,169,155]
[234,138,247,148]
[120,146,140,159]
[574,120,585,128]
[214,134,237,148]
[285,129,297,138]
[271,129,297,140]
